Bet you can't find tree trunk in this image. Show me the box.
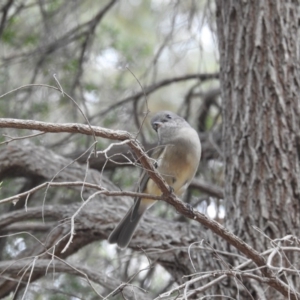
[216,0,300,298]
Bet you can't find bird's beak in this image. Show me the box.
[152,121,163,132]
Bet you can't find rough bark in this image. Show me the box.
[0,143,211,298]
[216,0,300,298]
[0,140,298,298]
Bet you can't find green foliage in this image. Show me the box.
[47,0,63,14]
[102,112,119,127]
[63,59,79,72]
[2,26,16,44]
[30,102,50,117]
[24,33,39,46]
[205,114,214,130]
[112,166,140,189]
[2,15,20,45]
[84,82,99,91]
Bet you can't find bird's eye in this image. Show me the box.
[166,114,172,119]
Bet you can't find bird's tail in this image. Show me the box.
[108,203,145,249]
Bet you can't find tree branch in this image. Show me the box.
[0,119,297,298]
[190,178,223,199]
[0,258,151,300]
[94,73,219,118]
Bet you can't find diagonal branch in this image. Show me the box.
[0,118,297,299]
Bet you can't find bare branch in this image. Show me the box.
[0,258,151,300]
[95,73,219,118]
[0,121,297,298]
[0,181,162,206]
[190,179,224,199]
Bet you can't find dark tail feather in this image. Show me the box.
[108,204,145,249]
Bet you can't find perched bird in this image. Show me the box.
[108,111,201,248]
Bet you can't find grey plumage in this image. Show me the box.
[108,111,201,248]
[107,201,144,248]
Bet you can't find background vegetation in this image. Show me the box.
[0,0,299,299]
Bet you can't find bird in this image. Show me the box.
[108,111,201,248]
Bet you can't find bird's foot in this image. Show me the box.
[185,202,194,213]
[168,185,174,194]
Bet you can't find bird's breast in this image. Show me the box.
[156,143,199,195]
